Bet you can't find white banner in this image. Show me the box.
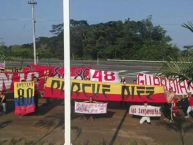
[137,73,193,95]
[90,69,120,83]
[129,105,161,117]
[75,102,107,114]
[0,63,5,69]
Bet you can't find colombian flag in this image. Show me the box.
[14,81,35,115]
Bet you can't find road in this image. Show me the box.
[5,59,162,83]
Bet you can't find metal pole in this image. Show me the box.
[63,0,71,144]
[32,2,37,65]
[28,0,37,65]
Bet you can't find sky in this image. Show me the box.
[0,0,193,49]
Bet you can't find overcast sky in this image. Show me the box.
[0,0,193,49]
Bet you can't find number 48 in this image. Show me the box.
[92,70,115,82]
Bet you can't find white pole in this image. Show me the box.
[37,52,39,64]
[63,0,71,144]
[31,1,37,65]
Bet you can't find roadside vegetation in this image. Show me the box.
[158,21,193,83]
[0,17,185,61]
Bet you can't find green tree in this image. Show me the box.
[6,18,181,60]
[183,45,193,57]
[158,21,193,84]
[158,58,193,85]
[182,21,193,33]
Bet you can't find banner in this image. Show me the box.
[0,69,50,92]
[129,105,161,117]
[137,73,193,95]
[14,81,35,115]
[75,102,107,114]
[0,63,5,69]
[23,64,91,80]
[43,77,166,103]
[90,69,120,83]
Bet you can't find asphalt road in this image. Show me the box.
[5,59,162,83]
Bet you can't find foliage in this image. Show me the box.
[158,21,193,84]
[50,24,63,35]
[70,18,179,60]
[181,22,193,58]
[158,57,193,85]
[5,18,181,60]
[182,21,193,33]
[0,45,12,62]
[182,45,193,57]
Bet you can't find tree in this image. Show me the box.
[182,21,193,33]
[183,45,193,57]
[6,18,181,60]
[158,58,193,85]
[50,24,63,35]
[0,45,11,62]
[70,19,89,28]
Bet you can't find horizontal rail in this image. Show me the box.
[107,59,191,63]
[107,59,166,63]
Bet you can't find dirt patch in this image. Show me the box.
[0,100,193,145]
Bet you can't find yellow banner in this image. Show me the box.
[14,81,34,98]
[45,77,164,95]
[44,77,166,102]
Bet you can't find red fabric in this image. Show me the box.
[188,96,193,106]
[15,104,35,115]
[172,99,178,113]
[23,64,91,79]
[0,69,50,92]
[43,86,167,103]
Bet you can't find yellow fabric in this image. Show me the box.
[84,101,97,103]
[45,77,164,95]
[14,81,34,98]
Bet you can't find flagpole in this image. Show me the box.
[63,0,71,144]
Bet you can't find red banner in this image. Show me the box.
[23,64,91,79]
[43,77,166,103]
[0,63,5,69]
[137,73,193,95]
[0,69,50,92]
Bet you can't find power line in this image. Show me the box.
[0,18,31,21]
[39,21,46,36]
[0,18,62,22]
[36,18,63,22]
[21,21,27,33]
[0,18,188,26]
